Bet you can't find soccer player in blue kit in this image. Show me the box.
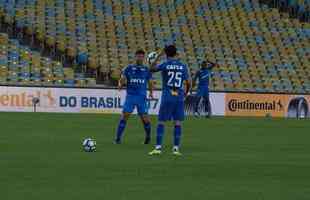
[192,60,217,118]
[148,45,191,156]
[114,50,153,144]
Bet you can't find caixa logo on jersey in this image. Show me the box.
[59,96,122,108]
[130,79,145,84]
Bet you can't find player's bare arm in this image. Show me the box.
[184,79,191,97]
[192,71,198,89]
[118,75,126,90]
[148,80,154,99]
[206,60,219,69]
[150,50,165,72]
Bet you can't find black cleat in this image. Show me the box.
[114,139,121,144]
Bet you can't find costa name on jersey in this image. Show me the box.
[166,65,184,70]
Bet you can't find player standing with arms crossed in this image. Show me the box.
[149,45,191,156]
[192,60,217,118]
[114,50,154,144]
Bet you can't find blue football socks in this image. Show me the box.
[156,124,165,149]
[115,119,127,142]
[174,125,182,147]
[143,121,151,138]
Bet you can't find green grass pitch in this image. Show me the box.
[1,112,310,200]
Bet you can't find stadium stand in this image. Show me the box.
[0,32,96,86]
[0,0,308,93]
[259,0,310,22]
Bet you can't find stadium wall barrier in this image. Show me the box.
[0,86,225,115]
[0,86,158,114]
[0,86,309,118]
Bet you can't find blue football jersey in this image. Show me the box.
[195,68,213,89]
[156,58,189,101]
[123,64,152,97]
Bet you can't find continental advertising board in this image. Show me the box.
[225,93,310,118]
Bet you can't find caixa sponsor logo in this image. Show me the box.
[129,79,145,84]
[228,99,284,112]
[59,96,122,108]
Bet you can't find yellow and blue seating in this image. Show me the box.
[0,0,308,93]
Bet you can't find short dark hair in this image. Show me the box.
[135,49,145,55]
[201,61,207,66]
[164,45,177,57]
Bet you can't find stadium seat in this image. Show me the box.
[0,0,308,92]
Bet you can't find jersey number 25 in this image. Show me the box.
[167,71,182,88]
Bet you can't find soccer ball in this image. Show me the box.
[82,138,96,152]
[147,51,158,64]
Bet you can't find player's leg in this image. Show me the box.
[114,98,134,144]
[156,121,165,149]
[137,97,151,144]
[115,112,131,144]
[139,114,151,144]
[149,101,172,155]
[173,120,182,155]
[156,101,173,150]
[194,90,202,116]
[172,101,185,155]
[148,120,165,155]
[203,93,211,118]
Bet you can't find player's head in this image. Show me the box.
[201,61,208,69]
[164,45,177,58]
[135,49,145,65]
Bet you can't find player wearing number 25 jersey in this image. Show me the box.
[149,45,191,156]
[157,59,189,121]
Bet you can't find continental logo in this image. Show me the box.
[0,90,55,107]
[228,99,284,112]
